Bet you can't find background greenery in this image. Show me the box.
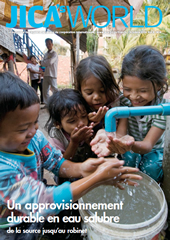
[104,0,170,82]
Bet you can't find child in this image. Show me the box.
[46,89,94,166]
[91,45,169,182]
[75,55,120,125]
[46,89,95,239]
[0,72,141,239]
[27,55,43,104]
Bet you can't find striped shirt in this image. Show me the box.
[119,93,170,149]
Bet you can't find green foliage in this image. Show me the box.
[132,0,170,50]
[104,32,139,68]
[158,21,170,50]
[58,84,72,89]
[86,30,99,55]
[53,42,69,55]
[104,0,170,69]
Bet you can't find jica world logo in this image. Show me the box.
[6,4,163,29]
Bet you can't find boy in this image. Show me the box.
[0,72,141,239]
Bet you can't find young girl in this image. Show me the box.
[46,89,97,239]
[91,45,169,182]
[75,55,120,125]
[0,72,141,239]
[46,88,95,168]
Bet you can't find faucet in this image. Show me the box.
[105,104,170,133]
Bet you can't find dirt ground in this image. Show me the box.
[38,107,49,139]
[38,107,57,185]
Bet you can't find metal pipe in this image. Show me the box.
[105,104,170,133]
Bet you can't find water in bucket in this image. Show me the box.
[79,172,167,240]
[83,183,160,224]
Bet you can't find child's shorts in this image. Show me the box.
[120,148,163,182]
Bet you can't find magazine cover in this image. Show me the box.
[0,0,169,240]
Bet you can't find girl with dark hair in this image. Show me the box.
[75,55,120,124]
[91,45,169,182]
[46,88,94,168]
[46,88,95,239]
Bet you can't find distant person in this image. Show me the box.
[27,55,44,104]
[40,38,58,108]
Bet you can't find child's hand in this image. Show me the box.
[80,157,106,177]
[92,159,142,189]
[90,129,110,156]
[90,130,135,157]
[40,72,44,77]
[88,106,109,123]
[71,158,142,202]
[70,125,93,144]
[106,135,134,155]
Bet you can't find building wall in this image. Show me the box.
[0,55,71,86]
[57,55,71,86]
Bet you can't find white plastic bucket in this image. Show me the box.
[79,172,168,240]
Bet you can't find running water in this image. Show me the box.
[90,133,161,224]
[106,131,116,139]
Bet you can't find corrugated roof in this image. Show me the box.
[0,25,15,53]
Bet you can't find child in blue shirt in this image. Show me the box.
[0,72,141,239]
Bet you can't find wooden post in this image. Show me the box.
[76,32,80,64]
[70,44,74,86]
[25,30,31,57]
[68,18,76,87]
[7,59,14,73]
